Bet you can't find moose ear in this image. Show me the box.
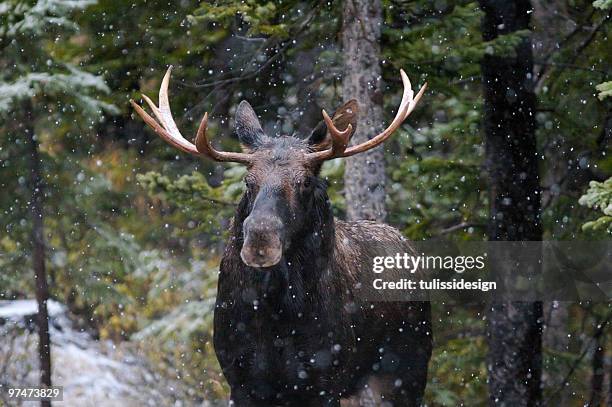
[234,100,264,149]
[307,99,358,151]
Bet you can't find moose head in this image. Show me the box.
[131,67,425,268]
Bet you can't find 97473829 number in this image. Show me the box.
[3,386,63,401]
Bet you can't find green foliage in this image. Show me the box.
[137,166,244,242]
[388,93,487,239]
[0,0,96,37]
[595,81,612,100]
[593,0,612,9]
[425,304,487,404]
[130,255,227,400]
[380,1,491,240]
[0,0,116,117]
[579,178,612,232]
[0,236,29,296]
[427,336,487,405]
[384,2,530,88]
[190,1,289,37]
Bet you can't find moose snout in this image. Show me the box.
[241,216,284,268]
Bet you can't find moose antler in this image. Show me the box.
[130,66,252,164]
[308,69,426,161]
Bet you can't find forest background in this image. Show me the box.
[0,0,611,405]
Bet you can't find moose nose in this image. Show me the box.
[241,216,284,268]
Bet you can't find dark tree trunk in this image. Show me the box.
[608,352,612,407]
[478,1,543,406]
[590,332,605,407]
[24,101,52,407]
[341,0,386,222]
[542,301,569,405]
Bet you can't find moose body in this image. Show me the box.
[132,67,432,406]
[215,197,432,406]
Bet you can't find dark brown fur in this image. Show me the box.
[213,105,432,406]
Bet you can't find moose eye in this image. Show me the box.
[300,177,313,192]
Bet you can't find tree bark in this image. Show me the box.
[607,351,612,407]
[478,1,543,406]
[341,0,386,222]
[590,332,605,407]
[24,101,53,407]
[542,301,569,405]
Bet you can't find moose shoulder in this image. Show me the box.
[131,67,432,407]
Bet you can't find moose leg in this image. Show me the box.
[371,358,428,407]
[379,376,424,407]
[228,393,257,407]
[342,374,423,407]
[366,339,429,406]
[375,303,432,407]
[229,388,278,407]
[229,396,277,407]
[231,395,340,407]
[289,397,340,407]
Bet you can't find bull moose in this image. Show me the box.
[131,67,432,407]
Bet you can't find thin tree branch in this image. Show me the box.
[437,222,487,235]
[534,9,596,85]
[179,1,323,122]
[534,61,609,75]
[542,310,612,406]
[188,3,320,90]
[537,12,611,93]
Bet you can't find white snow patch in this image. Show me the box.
[0,300,218,406]
[0,299,64,319]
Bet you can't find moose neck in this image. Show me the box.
[228,185,335,312]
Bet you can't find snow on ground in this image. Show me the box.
[0,299,64,320]
[0,300,214,407]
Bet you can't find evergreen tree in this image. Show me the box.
[0,0,115,398]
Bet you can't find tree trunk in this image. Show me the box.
[590,332,605,407]
[478,1,543,406]
[542,301,569,405]
[24,101,53,407]
[607,351,612,407]
[341,0,386,222]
